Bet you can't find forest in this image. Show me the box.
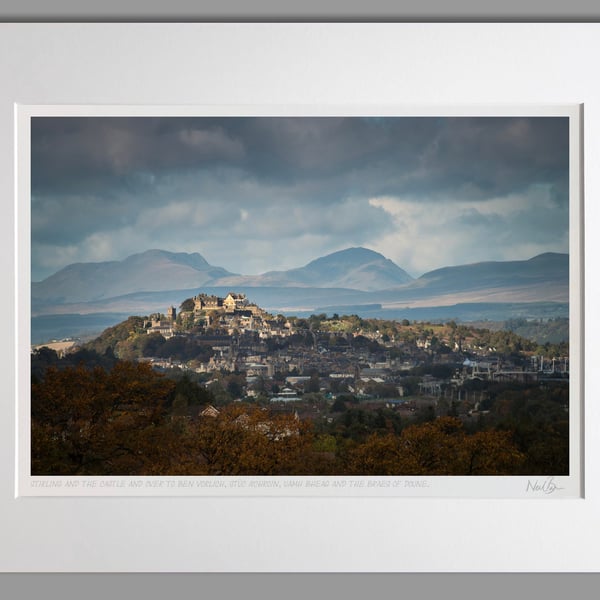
[31,352,569,477]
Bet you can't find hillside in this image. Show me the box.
[213,247,414,291]
[32,249,236,305]
[409,253,568,296]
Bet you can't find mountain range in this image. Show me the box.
[32,247,415,306]
[31,247,569,324]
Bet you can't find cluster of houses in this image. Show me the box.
[133,291,571,422]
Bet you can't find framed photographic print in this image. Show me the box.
[17,105,582,501]
[2,23,599,572]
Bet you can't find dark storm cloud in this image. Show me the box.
[33,116,568,196]
[416,117,569,198]
[31,117,246,195]
[30,115,570,280]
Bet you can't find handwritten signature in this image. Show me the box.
[526,477,565,495]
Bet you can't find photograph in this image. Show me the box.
[27,113,575,481]
[4,20,598,574]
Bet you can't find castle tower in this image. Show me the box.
[167,306,176,322]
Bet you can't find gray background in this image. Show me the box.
[1,0,600,21]
[1,1,598,599]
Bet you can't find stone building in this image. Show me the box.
[223,293,248,313]
[194,294,223,316]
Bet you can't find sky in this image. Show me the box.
[30,116,570,282]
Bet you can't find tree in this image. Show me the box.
[345,417,524,476]
[180,297,195,312]
[31,361,176,475]
[178,404,315,475]
[31,347,61,381]
[84,316,146,356]
[169,373,213,409]
[331,398,347,412]
[305,372,321,393]
[224,373,246,399]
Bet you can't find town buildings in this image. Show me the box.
[131,291,569,422]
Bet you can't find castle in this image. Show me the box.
[193,292,262,317]
[144,292,269,338]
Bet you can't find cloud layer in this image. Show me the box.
[31,116,569,281]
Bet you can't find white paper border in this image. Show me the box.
[1,23,598,572]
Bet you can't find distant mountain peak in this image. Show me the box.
[282,246,414,291]
[305,246,388,265]
[322,246,382,257]
[125,249,210,267]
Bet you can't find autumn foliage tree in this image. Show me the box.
[31,361,177,475]
[344,417,525,476]
[172,404,316,475]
